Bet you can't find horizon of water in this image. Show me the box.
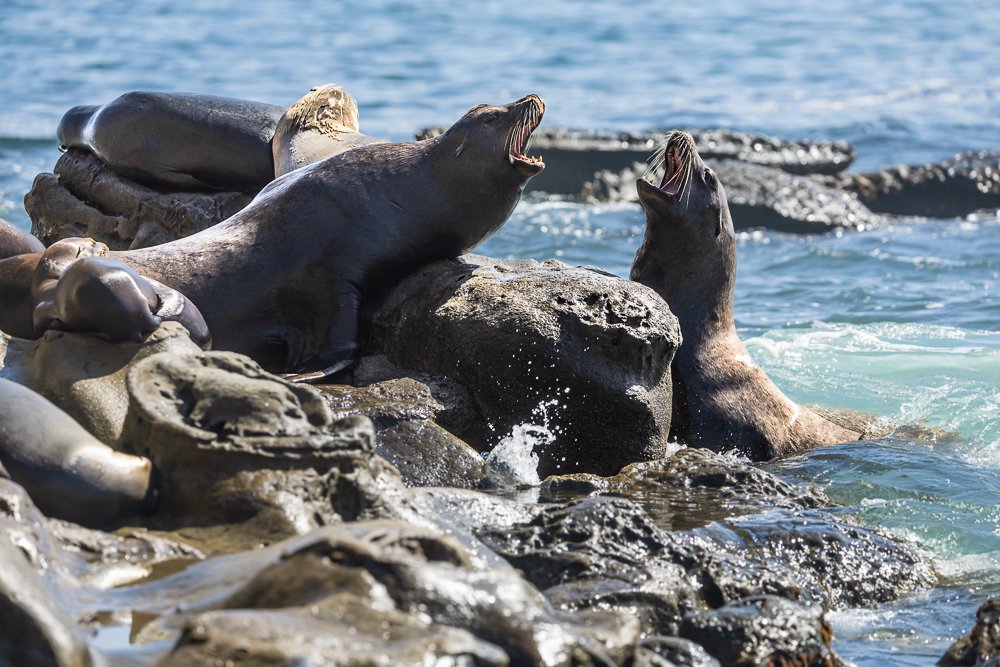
[2,1,999,662]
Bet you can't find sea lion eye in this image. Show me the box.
[704,168,715,185]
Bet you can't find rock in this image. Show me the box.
[0,321,203,445]
[581,160,882,233]
[679,595,840,667]
[939,597,1000,666]
[318,378,488,489]
[542,447,829,530]
[635,636,722,667]
[417,127,856,195]
[125,521,640,665]
[830,151,1000,219]
[24,149,254,250]
[365,255,681,477]
[0,537,94,667]
[121,350,410,547]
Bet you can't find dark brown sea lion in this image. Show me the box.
[630,131,859,460]
[0,218,43,260]
[0,255,40,338]
[57,92,286,191]
[115,95,547,376]
[272,84,386,177]
[0,378,156,527]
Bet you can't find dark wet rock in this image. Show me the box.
[679,595,839,667]
[635,636,721,667]
[319,378,487,489]
[24,149,253,250]
[127,521,639,666]
[581,160,881,233]
[0,321,202,445]
[417,127,855,195]
[695,506,935,609]
[365,255,681,477]
[939,597,1000,666]
[542,447,829,530]
[830,151,1000,218]
[0,537,94,667]
[121,350,409,547]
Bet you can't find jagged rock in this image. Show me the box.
[365,255,681,477]
[319,378,487,489]
[679,595,840,667]
[121,521,640,666]
[939,597,1000,666]
[581,160,882,233]
[542,447,829,530]
[634,636,722,667]
[417,127,855,195]
[121,350,409,546]
[830,151,1000,218]
[24,149,254,250]
[0,321,203,445]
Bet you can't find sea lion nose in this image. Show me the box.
[518,94,545,113]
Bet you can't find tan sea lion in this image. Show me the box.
[114,95,548,377]
[0,218,43,260]
[631,131,859,460]
[272,84,386,177]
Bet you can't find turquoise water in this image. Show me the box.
[2,1,999,661]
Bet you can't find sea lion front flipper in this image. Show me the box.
[283,279,360,383]
[145,276,212,349]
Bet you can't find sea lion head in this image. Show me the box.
[632,131,736,323]
[439,94,547,184]
[279,84,361,135]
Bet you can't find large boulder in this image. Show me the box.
[24,149,254,250]
[365,255,681,477]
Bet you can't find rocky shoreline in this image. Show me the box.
[4,123,997,665]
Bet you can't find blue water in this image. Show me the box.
[2,1,999,662]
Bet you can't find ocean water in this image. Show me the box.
[1,1,998,662]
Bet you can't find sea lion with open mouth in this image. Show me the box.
[631,131,859,460]
[115,95,547,378]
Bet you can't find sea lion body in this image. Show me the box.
[631,131,858,460]
[0,254,40,338]
[272,84,386,177]
[0,218,43,260]
[0,378,155,527]
[57,92,285,191]
[115,95,547,374]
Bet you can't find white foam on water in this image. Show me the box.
[486,399,560,487]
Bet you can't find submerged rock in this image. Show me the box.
[939,597,1000,666]
[417,126,855,195]
[366,255,681,477]
[24,149,253,250]
[830,151,1000,218]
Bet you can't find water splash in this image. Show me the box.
[486,399,560,487]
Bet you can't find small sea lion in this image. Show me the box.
[57,92,286,191]
[272,84,386,177]
[115,95,548,377]
[631,131,859,460]
[0,378,156,527]
[0,218,43,260]
[0,254,40,338]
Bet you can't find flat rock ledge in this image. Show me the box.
[365,254,682,478]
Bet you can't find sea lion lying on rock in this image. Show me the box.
[114,95,548,377]
[631,131,859,460]
[0,218,43,259]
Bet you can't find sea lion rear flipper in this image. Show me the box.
[283,279,360,383]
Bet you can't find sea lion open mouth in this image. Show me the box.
[647,130,695,199]
[508,95,545,174]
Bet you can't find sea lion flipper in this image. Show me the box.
[144,276,212,349]
[284,279,360,380]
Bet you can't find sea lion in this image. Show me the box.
[0,218,43,260]
[272,84,386,177]
[0,378,156,527]
[0,254,40,338]
[630,131,859,460]
[57,92,286,191]
[115,95,547,377]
